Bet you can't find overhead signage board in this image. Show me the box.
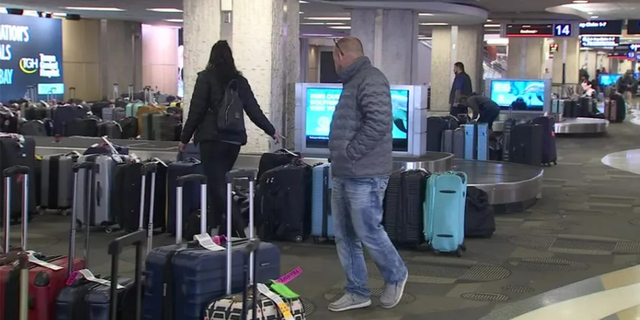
[505,24,553,37]
[0,15,63,102]
[580,36,620,48]
[630,43,640,51]
[578,20,623,35]
[628,20,640,35]
[554,24,573,37]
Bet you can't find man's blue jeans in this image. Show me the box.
[332,176,408,298]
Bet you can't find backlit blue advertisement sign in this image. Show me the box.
[0,14,63,102]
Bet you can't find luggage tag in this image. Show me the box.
[26,251,63,271]
[269,282,299,299]
[76,269,125,289]
[256,283,295,320]
[274,267,302,285]
[194,234,225,252]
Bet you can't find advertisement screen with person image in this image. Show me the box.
[305,87,409,151]
[490,80,546,110]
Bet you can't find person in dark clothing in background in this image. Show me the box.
[449,62,473,116]
[179,40,282,236]
[460,93,501,130]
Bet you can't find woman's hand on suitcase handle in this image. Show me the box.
[177,141,186,152]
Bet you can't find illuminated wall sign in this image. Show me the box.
[627,20,640,35]
[580,36,620,48]
[554,24,573,37]
[629,43,640,51]
[505,24,553,37]
[578,20,623,35]
[0,15,63,102]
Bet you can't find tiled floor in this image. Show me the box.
[10,120,640,319]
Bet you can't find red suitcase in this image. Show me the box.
[0,166,84,320]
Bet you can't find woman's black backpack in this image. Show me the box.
[216,79,245,133]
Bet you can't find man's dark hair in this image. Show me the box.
[454,62,465,72]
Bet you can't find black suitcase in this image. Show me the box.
[0,111,18,133]
[0,136,36,221]
[258,162,312,242]
[97,121,122,139]
[112,162,163,233]
[531,116,557,166]
[19,120,47,136]
[152,113,181,141]
[464,187,495,238]
[257,149,300,181]
[605,93,626,123]
[426,116,458,152]
[384,170,430,247]
[167,159,203,237]
[90,101,111,119]
[509,124,542,166]
[65,118,99,137]
[578,97,591,117]
[117,117,138,139]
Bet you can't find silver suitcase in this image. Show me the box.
[40,152,79,212]
[76,154,120,232]
[453,128,464,159]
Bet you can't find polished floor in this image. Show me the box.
[9,120,640,319]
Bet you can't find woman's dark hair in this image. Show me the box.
[205,40,241,84]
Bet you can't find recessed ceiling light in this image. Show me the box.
[419,13,434,16]
[301,22,346,25]
[591,15,599,19]
[420,23,449,26]
[164,19,184,23]
[147,8,183,13]
[587,11,594,14]
[299,0,309,3]
[487,19,493,22]
[23,10,39,17]
[63,7,126,12]
[484,24,501,28]
[52,12,67,17]
[573,0,588,3]
[306,16,351,21]
[329,26,351,30]
[299,11,304,14]
[419,37,432,40]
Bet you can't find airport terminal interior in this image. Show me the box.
[2,0,640,319]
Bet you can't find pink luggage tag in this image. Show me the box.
[274,267,302,285]
[66,270,80,286]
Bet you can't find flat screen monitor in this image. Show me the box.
[295,83,427,157]
[487,79,549,111]
[304,87,409,151]
[600,74,622,86]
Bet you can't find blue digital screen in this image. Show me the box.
[305,87,409,151]
[0,15,63,103]
[490,80,546,110]
[600,74,622,86]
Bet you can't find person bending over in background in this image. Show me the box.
[461,93,501,130]
[328,36,408,312]
[617,70,637,105]
[179,40,282,236]
[449,62,473,116]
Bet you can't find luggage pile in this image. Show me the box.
[500,115,557,166]
[2,84,183,141]
[0,138,308,320]
[426,116,489,160]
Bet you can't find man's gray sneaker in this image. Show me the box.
[328,293,371,312]
[379,274,408,309]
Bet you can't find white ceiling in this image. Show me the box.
[1,0,638,36]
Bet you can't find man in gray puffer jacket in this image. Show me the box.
[328,37,408,313]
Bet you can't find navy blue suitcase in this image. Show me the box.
[177,143,201,161]
[166,158,203,236]
[53,105,87,136]
[143,171,281,320]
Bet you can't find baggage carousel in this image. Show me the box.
[33,136,542,213]
[493,117,608,135]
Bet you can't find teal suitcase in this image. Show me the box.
[424,172,467,255]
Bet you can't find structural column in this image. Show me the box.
[350,9,418,85]
[552,38,580,84]
[429,25,484,112]
[507,37,545,79]
[233,0,299,152]
[182,0,221,119]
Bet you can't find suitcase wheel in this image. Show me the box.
[295,235,303,243]
[36,206,46,215]
[104,226,114,234]
[461,244,467,252]
[60,209,70,216]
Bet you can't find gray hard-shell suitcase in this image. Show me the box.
[441,130,453,153]
[76,154,124,232]
[453,128,464,158]
[40,152,79,211]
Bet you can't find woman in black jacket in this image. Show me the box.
[179,40,281,235]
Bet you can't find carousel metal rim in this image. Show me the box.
[453,159,545,187]
[554,117,609,134]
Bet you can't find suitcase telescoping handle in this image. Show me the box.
[224,169,256,295]
[175,174,207,245]
[2,166,30,254]
[139,162,157,253]
[69,162,96,275]
[108,230,145,320]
